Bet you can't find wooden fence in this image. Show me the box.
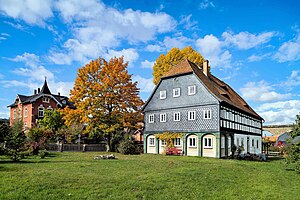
[47,143,106,152]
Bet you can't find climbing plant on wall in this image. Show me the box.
[155,132,183,148]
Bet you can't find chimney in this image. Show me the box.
[38,88,40,93]
[203,60,209,76]
[34,89,37,95]
[58,92,60,96]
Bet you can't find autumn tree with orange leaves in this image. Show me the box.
[62,57,143,151]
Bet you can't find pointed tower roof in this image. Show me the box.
[40,77,51,94]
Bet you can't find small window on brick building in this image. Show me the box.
[38,107,44,117]
[24,107,28,117]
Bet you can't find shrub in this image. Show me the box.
[38,150,48,159]
[27,127,50,155]
[118,139,136,155]
[285,142,300,173]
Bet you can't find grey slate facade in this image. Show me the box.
[144,73,219,133]
[143,59,263,158]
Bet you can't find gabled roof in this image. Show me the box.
[144,58,263,120]
[7,79,74,109]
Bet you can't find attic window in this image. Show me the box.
[42,97,50,103]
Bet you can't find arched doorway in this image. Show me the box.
[146,135,156,154]
[186,134,198,156]
[202,134,217,158]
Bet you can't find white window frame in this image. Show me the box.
[204,138,213,149]
[188,111,196,121]
[24,122,27,130]
[13,109,16,119]
[174,138,181,146]
[42,96,50,103]
[24,107,28,117]
[189,137,197,147]
[161,140,166,146]
[38,106,44,117]
[173,88,180,97]
[188,85,196,95]
[203,109,211,119]
[160,113,166,122]
[149,138,155,146]
[149,114,154,123]
[173,112,180,121]
[160,90,166,99]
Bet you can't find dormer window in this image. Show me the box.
[42,97,50,103]
[188,85,196,95]
[173,88,180,97]
[160,90,166,99]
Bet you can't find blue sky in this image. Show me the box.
[0,0,299,125]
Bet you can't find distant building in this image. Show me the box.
[7,79,74,131]
[142,59,263,158]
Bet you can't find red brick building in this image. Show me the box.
[8,79,74,130]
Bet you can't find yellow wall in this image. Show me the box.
[202,134,217,158]
[186,135,198,156]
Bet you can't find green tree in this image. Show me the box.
[0,123,10,155]
[153,46,204,85]
[285,113,300,173]
[39,109,65,133]
[62,56,144,150]
[27,127,52,155]
[56,123,84,143]
[5,120,27,161]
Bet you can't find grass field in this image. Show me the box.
[0,152,299,200]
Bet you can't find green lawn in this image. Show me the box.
[0,152,299,200]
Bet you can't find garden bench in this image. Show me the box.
[166,147,182,156]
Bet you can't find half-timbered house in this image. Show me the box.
[142,59,263,158]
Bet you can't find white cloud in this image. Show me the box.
[146,44,164,52]
[279,70,300,88]
[274,34,300,62]
[0,0,53,26]
[141,60,154,69]
[199,0,215,9]
[163,35,192,49]
[256,100,300,125]
[0,108,10,119]
[1,33,10,37]
[179,14,198,30]
[222,31,277,50]
[104,48,139,65]
[49,0,175,64]
[8,52,40,67]
[247,53,272,62]
[240,81,291,102]
[196,34,232,68]
[132,75,155,94]
[3,52,73,97]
